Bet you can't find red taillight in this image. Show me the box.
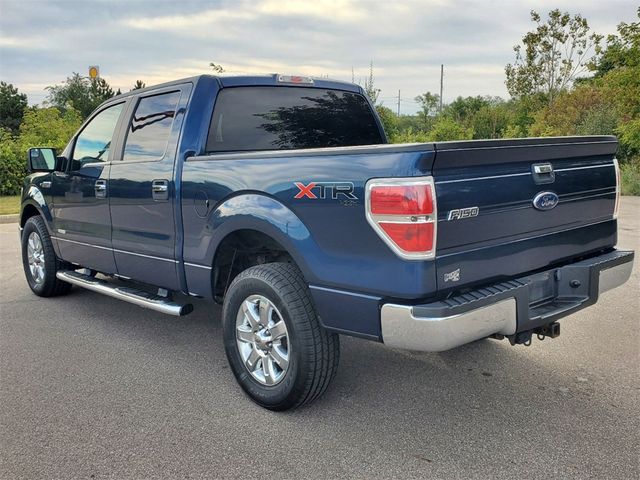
[366,178,437,259]
[370,185,434,215]
[379,222,435,252]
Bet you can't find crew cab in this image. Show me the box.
[20,74,634,410]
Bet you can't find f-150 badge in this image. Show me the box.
[448,206,479,220]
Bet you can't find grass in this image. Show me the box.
[0,195,20,215]
[620,160,640,196]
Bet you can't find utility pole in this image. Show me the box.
[439,64,444,113]
[397,89,401,116]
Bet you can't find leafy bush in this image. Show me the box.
[428,117,474,141]
[620,158,640,196]
[0,130,23,195]
[0,107,81,195]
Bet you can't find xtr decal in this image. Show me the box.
[294,182,357,200]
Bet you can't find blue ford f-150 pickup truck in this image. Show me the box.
[20,74,634,410]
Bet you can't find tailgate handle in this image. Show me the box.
[532,163,555,184]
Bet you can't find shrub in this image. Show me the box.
[620,157,640,196]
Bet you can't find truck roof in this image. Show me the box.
[109,74,363,102]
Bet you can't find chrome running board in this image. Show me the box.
[56,270,193,316]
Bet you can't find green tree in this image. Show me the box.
[363,61,380,105]
[428,117,473,141]
[375,105,398,139]
[0,129,23,195]
[46,73,116,119]
[0,107,82,195]
[444,96,490,123]
[17,107,82,150]
[0,82,28,135]
[132,80,146,90]
[589,8,639,77]
[505,9,602,104]
[471,103,514,139]
[414,91,440,129]
[415,92,439,117]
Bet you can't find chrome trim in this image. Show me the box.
[533,163,553,174]
[51,236,112,251]
[559,191,616,203]
[112,248,178,263]
[56,270,192,316]
[40,181,52,189]
[554,163,614,172]
[309,285,382,300]
[598,261,633,295]
[184,262,213,270]
[381,298,516,352]
[435,163,614,185]
[436,172,530,185]
[51,236,178,263]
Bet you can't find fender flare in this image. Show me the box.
[204,193,322,284]
[21,186,53,230]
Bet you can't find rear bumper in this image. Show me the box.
[381,249,634,352]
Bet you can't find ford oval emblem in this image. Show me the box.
[533,191,559,211]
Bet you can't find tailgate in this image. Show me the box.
[433,136,619,292]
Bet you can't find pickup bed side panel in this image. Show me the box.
[181,147,436,338]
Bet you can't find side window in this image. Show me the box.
[72,103,124,168]
[123,91,181,162]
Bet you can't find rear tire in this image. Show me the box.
[21,215,72,297]
[222,262,340,410]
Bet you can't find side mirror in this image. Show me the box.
[27,147,57,172]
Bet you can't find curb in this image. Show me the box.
[0,214,19,224]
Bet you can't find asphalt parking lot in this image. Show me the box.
[1,198,638,479]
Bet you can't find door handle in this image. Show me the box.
[94,180,107,198]
[152,179,169,201]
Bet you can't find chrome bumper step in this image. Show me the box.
[56,270,193,316]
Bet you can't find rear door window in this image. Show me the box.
[123,91,181,161]
[206,86,383,152]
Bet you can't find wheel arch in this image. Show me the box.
[20,185,53,229]
[188,193,321,300]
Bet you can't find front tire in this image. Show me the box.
[222,262,340,410]
[21,215,72,297]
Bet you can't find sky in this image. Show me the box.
[0,0,636,114]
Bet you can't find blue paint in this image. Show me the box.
[20,74,623,341]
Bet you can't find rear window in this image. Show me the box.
[206,86,383,153]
